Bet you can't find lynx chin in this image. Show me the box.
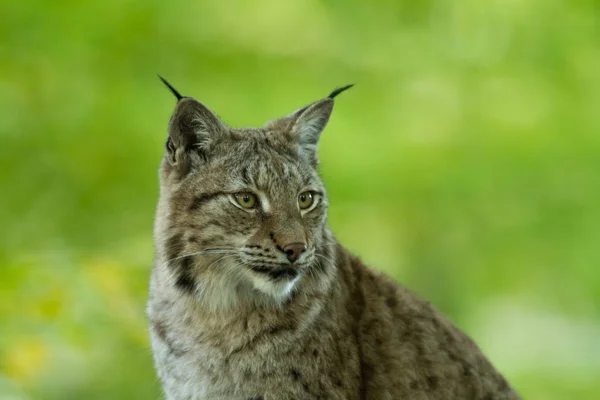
[147,77,520,400]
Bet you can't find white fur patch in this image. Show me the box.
[255,189,271,213]
[248,272,301,301]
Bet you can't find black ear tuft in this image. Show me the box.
[158,75,184,101]
[328,84,354,99]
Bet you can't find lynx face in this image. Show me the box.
[155,83,351,308]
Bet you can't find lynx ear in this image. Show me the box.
[159,76,227,166]
[286,84,354,164]
[290,99,334,161]
[166,97,227,165]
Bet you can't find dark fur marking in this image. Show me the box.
[250,265,298,280]
[247,396,263,400]
[268,267,298,280]
[385,294,397,308]
[263,136,272,148]
[267,321,296,336]
[444,329,456,344]
[211,234,225,242]
[301,381,310,394]
[189,192,226,210]
[463,363,474,376]
[427,376,438,390]
[410,380,419,390]
[151,319,168,342]
[175,258,196,292]
[359,361,374,400]
[290,368,301,381]
[206,219,229,229]
[313,349,318,357]
[241,166,252,185]
[448,351,459,362]
[261,370,275,379]
[293,104,310,118]
[175,275,195,292]
[416,343,425,356]
[165,233,183,265]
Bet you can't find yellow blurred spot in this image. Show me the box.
[83,257,148,343]
[84,258,129,297]
[35,289,65,320]
[3,338,49,382]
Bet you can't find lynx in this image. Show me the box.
[147,77,520,400]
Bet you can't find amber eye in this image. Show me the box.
[298,191,314,209]
[235,192,257,209]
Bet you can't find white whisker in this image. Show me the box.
[165,248,238,265]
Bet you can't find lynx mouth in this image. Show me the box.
[250,265,299,280]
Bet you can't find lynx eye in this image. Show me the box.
[235,192,257,209]
[298,191,314,209]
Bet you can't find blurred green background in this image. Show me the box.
[1,0,599,398]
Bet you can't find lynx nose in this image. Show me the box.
[283,242,307,263]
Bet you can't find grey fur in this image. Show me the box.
[147,85,520,400]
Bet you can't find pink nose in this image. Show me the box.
[283,243,307,263]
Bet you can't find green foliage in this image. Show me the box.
[1,0,599,398]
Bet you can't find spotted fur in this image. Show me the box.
[147,81,520,400]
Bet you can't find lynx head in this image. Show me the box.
[153,77,352,309]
